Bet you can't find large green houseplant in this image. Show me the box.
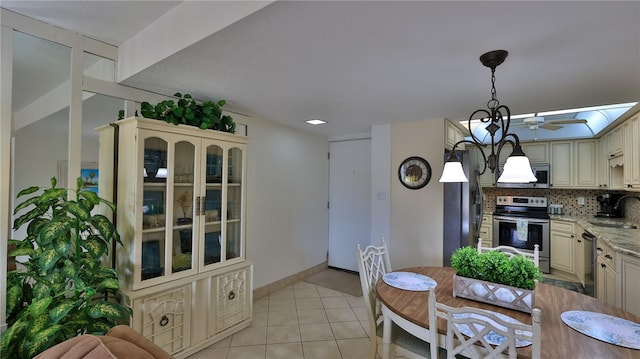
[1,177,131,358]
[119,92,236,133]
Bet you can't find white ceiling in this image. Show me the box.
[3,1,640,140]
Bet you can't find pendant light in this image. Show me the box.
[439,50,536,183]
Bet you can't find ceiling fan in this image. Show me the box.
[518,116,588,131]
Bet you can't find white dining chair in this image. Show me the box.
[429,290,542,359]
[477,238,540,268]
[357,239,437,359]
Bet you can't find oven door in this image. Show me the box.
[492,216,550,257]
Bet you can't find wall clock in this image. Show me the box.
[398,156,431,190]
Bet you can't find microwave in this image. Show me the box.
[496,163,550,188]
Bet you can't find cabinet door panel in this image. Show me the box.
[138,285,191,355]
[226,147,244,261]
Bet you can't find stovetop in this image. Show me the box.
[494,195,550,219]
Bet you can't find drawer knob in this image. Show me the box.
[228,291,236,300]
[160,315,169,327]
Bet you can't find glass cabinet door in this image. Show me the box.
[172,141,196,274]
[203,144,223,266]
[226,147,244,261]
[141,137,168,281]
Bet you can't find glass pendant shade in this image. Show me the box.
[497,155,537,183]
[439,161,469,182]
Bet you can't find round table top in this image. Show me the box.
[376,266,640,359]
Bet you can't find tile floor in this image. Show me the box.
[187,279,396,359]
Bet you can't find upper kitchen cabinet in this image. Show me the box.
[623,114,640,188]
[521,142,549,163]
[445,120,465,150]
[607,126,624,158]
[550,142,573,187]
[574,140,598,188]
[597,135,610,188]
[550,140,597,188]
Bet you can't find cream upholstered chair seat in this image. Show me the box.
[477,238,540,267]
[429,290,542,359]
[357,239,440,359]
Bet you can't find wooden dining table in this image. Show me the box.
[376,266,640,359]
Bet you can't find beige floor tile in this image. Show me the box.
[352,306,369,321]
[230,326,267,347]
[317,286,346,297]
[294,287,320,298]
[268,298,296,312]
[299,323,335,341]
[186,346,229,358]
[266,324,301,344]
[254,298,269,313]
[210,336,231,348]
[267,309,298,325]
[251,311,268,327]
[227,345,266,359]
[302,340,342,359]
[293,281,317,289]
[347,296,366,308]
[322,296,350,308]
[330,321,368,339]
[337,337,372,359]
[326,307,358,322]
[297,309,329,324]
[266,343,304,359]
[295,297,323,310]
[268,286,294,300]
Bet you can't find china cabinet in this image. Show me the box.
[98,117,252,357]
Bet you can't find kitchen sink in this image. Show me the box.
[588,221,638,229]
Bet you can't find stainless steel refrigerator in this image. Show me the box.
[442,149,484,266]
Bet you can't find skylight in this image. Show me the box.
[460,102,638,143]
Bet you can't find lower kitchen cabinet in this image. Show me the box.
[129,262,253,358]
[595,240,617,306]
[479,214,493,247]
[550,221,575,274]
[618,253,640,317]
[573,224,589,287]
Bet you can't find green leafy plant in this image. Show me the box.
[1,177,131,358]
[450,246,542,290]
[126,92,236,133]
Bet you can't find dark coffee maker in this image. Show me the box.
[596,193,624,218]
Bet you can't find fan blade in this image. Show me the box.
[539,124,562,130]
[547,119,588,125]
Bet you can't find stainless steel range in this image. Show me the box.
[493,196,550,273]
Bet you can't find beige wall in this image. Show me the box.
[390,119,445,269]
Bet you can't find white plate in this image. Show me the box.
[561,311,640,349]
[382,272,437,291]
[453,311,532,347]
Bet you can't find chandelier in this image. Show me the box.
[439,50,536,183]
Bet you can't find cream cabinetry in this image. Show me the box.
[623,114,640,188]
[521,142,549,163]
[445,120,465,150]
[98,117,252,357]
[550,142,573,188]
[550,221,575,274]
[607,126,624,157]
[549,140,597,188]
[618,253,640,317]
[478,214,493,246]
[597,136,610,188]
[574,140,598,188]
[573,224,591,287]
[595,240,617,306]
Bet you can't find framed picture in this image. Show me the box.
[58,161,99,191]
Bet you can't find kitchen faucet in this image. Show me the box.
[613,195,640,210]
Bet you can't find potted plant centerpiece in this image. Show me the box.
[0,177,131,358]
[450,246,542,313]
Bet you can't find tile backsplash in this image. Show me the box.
[483,187,640,223]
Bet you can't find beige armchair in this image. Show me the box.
[33,325,174,359]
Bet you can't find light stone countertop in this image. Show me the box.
[550,215,640,258]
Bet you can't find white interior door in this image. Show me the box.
[329,139,371,271]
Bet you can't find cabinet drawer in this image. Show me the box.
[596,240,616,267]
[137,285,191,355]
[215,266,252,333]
[551,220,574,234]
